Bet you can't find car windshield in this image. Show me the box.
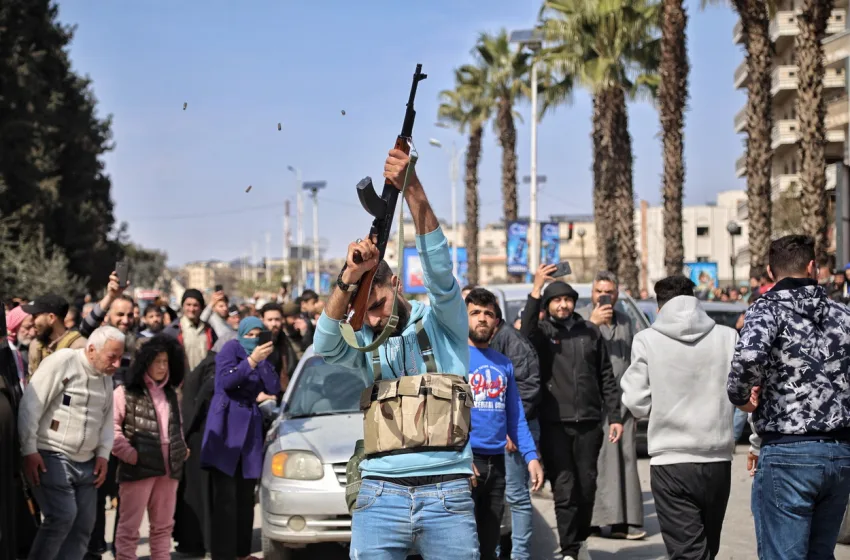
[706,310,744,329]
[284,356,371,418]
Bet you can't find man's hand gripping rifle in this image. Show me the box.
[339,64,427,352]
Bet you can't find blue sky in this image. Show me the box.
[57,0,744,266]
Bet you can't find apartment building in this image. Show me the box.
[733,0,847,194]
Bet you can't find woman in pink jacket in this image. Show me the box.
[113,335,188,559]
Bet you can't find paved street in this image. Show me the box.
[103,445,850,559]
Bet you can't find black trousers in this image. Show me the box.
[88,456,119,556]
[540,421,603,557]
[209,463,257,559]
[650,462,731,560]
[472,453,507,560]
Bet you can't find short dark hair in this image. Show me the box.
[372,260,394,288]
[769,235,816,280]
[654,276,695,309]
[465,288,499,312]
[116,295,135,306]
[461,284,477,293]
[260,302,283,318]
[300,289,319,302]
[143,304,162,317]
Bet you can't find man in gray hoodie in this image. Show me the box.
[620,275,738,560]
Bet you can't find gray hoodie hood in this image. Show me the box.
[651,296,716,343]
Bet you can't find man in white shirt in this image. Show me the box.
[18,326,125,560]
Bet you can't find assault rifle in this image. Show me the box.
[344,64,427,334]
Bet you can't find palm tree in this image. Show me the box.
[437,65,491,286]
[733,0,774,274]
[539,0,659,293]
[473,31,531,282]
[797,0,834,262]
[704,0,774,273]
[660,0,688,277]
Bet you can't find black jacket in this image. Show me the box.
[520,294,621,425]
[490,323,541,420]
[118,386,187,482]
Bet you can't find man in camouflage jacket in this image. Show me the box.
[728,235,850,560]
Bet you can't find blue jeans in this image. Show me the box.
[499,418,540,560]
[350,478,479,559]
[28,451,98,560]
[733,408,748,441]
[752,441,850,559]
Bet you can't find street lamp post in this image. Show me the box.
[577,228,587,282]
[287,166,307,292]
[304,181,327,293]
[428,138,459,277]
[727,221,742,287]
[510,28,543,273]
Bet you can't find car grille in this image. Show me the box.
[332,463,347,487]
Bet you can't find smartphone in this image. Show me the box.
[258,331,273,346]
[599,294,613,307]
[115,261,130,288]
[551,261,572,277]
[214,284,223,292]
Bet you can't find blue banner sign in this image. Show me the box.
[304,272,331,294]
[540,222,561,266]
[506,221,529,276]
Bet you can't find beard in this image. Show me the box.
[469,324,495,345]
[373,297,410,338]
[36,325,53,345]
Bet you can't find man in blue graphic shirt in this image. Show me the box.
[466,288,544,560]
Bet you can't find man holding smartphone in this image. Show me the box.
[577,272,645,541]
[521,264,623,560]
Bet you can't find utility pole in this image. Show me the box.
[283,200,290,282]
[640,200,649,292]
[287,166,307,292]
[429,139,460,277]
[265,231,271,284]
[303,181,327,293]
[251,241,258,284]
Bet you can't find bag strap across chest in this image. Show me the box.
[370,318,437,381]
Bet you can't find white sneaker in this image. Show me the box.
[563,557,576,560]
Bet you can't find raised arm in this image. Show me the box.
[81,272,126,338]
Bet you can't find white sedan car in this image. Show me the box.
[260,347,371,559]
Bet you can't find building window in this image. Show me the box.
[696,256,710,263]
[696,226,710,237]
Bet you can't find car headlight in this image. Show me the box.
[270,451,323,480]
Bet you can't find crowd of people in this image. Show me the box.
[1,144,849,560]
[0,275,325,560]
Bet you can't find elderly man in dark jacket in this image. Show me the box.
[521,264,623,560]
[488,300,540,560]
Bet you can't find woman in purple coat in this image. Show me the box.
[201,316,279,560]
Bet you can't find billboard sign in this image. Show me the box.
[402,247,468,294]
[506,220,529,276]
[304,272,332,295]
[540,222,561,266]
[683,262,719,298]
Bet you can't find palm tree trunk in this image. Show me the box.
[465,125,483,286]
[497,98,519,282]
[734,0,773,275]
[660,0,688,277]
[797,0,833,262]
[611,87,640,293]
[593,91,619,275]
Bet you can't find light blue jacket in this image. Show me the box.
[313,227,472,477]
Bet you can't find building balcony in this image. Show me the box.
[736,154,747,178]
[734,60,748,89]
[771,9,846,46]
[734,107,747,133]
[827,95,849,130]
[772,119,847,150]
[825,30,850,67]
[771,173,799,194]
